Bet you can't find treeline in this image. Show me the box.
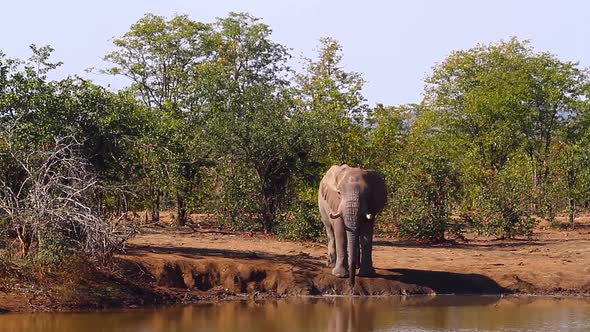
[1,13,590,260]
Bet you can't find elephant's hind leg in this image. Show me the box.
[359,220,375,276]
[325,223,336,267]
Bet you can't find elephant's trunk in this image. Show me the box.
[343,193,360,288]
[347,228,358,287]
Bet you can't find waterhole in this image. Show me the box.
[1,296,589,332]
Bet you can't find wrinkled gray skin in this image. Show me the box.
[318,165,387,287]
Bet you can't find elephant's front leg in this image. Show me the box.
[332,219,348,278]
[359,219,375,276]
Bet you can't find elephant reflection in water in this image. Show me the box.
[324,296,506,331]
[326,298,380,332]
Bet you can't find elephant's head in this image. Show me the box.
[329,174,374,287]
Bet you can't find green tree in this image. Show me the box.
[0,47,138,260]
[103,14,213,225]
[0,45,62,145]
[368,104,414,167]
[519,53,589,218]
[296,37,369,166]
[554,98,590,228]
[425,38,532,173]
[365,103,416,231]
[202,13,309,233]
[1,46,149,219]
[424,38,537,237]
[425,38,589,223]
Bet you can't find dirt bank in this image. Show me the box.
[1,217,589,312]
[122,221,590,300]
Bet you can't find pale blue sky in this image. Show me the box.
[1,0,588,106]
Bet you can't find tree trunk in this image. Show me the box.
[16,226,32,258]
[531,164,538,212]
[151,189,161,222]
[121,192,129,221]
[259,177,277,234]
[176,191,187,226]
[261,195,275,234]
[569,199,575,229]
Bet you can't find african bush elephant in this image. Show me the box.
[318,165,387,286]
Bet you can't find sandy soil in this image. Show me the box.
[1,215,589,312]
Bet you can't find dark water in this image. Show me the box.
[2,296,590,332]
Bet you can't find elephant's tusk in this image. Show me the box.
[366,213,373,220]
[329,212,342,219]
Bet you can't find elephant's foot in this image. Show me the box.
[326,254,336,267]
[358,266,375,277]
[332,266,348,278]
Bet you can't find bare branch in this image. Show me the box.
[0,124,137,257]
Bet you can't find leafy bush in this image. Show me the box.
[397,155,462,242]
[35,230,76,267]
[213,160,262,232]
[276,196,324,242]
[471,162,538,238]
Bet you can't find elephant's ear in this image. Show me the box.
[365,170,387,215]
[320,165,346,217]
[320,180,341,216]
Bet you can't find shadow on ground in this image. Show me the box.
[373,239,547,250]
[378,268,507,295]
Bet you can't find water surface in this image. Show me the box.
[2,296,590,332]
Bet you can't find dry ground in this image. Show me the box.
[1,214,589,312]
[122,214,590,298]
